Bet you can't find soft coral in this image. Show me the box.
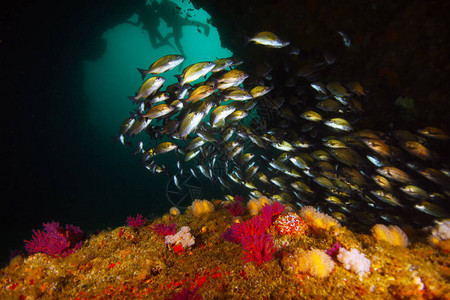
[241,233,275,265]
[222,202,284,265]
[126,213,147,228]
[151,223,177,236]
[24,221,84,257]
[221,214,269,244]
[225,195,246,216]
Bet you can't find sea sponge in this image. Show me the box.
[247,196,272,216]
[165,226,195,248]
[371,224,409,247]
[299,206,340,233]
[288,249,335,278]
[337,247,371,278]
[190,199,214,217]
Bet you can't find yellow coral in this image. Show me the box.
[371,224,408,247]
[299,206,340,233]
[294,249,335,278]
[390,225,409,247]
[247,196,272,216]
[169,206,180,216]
[372,224,394,243]
[190,199,214,217]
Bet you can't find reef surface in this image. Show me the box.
[1,198,448,299]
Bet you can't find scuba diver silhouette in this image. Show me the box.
[152,0,210,57]
[128,0,210,57]
[126,1,177,51]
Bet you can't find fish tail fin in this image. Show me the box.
[218,93,227,103]
[132,147,141,155]
[243,34,251,46]
[137,68,148,81]
[209,78,219,89]
[214,139,222,150]
[112,135,129,146]
[173,81,184,92]
[179,98,187,108]
[112,136,119,143]
[128,96,138,104]
[129,111,142,119]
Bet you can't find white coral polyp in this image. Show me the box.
[165,226,195,248]
[337,247,371,278]
[431,220,450,241]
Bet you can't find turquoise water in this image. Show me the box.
[77,0,233,227]
[84,0,232,141]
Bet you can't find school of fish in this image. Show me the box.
[118,31,449,230]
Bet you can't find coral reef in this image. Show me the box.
[1,198,449,299]
[325,243,341,258]
[151,223,177,236]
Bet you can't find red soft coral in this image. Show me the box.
[221,202,281,266]
[241,233,275,265]
[126,213,147,228]
[260,202,286,223]
[151,223,177,236]
[221,215,269,244]
[24,221,84,257]
[225,195,246,216]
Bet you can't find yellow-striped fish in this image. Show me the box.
[137,54,184,80]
